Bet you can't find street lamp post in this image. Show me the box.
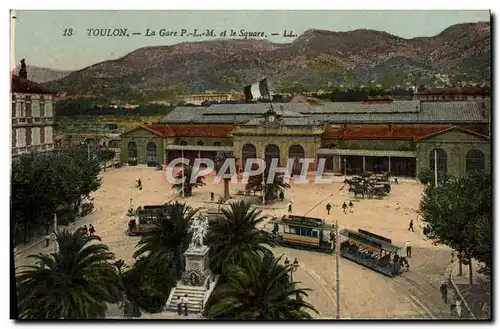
[285,257,300,300]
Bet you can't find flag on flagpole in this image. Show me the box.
[244,78,270,102]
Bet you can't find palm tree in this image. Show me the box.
[206,200,277,273]
[245,171,290,201]
[204,253,318,319]
[16,229,121,319]
[134,201,198,277]
[172,165,206,197]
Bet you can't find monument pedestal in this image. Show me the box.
[166,245,216,314]
[180,245,212,287]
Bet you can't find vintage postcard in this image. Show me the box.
[10,10,491,320]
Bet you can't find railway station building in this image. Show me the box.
[120,100,491,178]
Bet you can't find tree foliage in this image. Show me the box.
[16,230,121,319]
[11,150,101,244]
[172,165,206,197]
[204,253,317,320]
[245,172,290,201]
[419,172,492,272]
[206,200,277,273]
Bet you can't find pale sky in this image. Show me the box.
[13,10,490,71]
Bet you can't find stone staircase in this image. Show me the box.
[166,285,207,314]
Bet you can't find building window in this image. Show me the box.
[429,148,447,176]
[12,95,16,118]
[213,141,221,146]
[180,140,187,145]
[26,128,32,146]
[197,141,204,146]
[40,96,45,117]
[40,127,45,144]
[12,129,16,148]
[466,150,485,173]
[25,96,32,117]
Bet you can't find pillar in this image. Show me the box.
[362,156,366,172]
[388,156,391,175]
[338,155,341,173]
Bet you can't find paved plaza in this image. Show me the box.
[14,167,456,319]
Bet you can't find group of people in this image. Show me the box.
[177,294,190,316]
[80,224,96,236]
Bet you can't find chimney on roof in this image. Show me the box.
[481,101,487,118]
[19,59,27,79]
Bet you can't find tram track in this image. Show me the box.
[389,275,437,319]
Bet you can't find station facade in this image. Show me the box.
[120,100,491,178]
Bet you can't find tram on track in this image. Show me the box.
[125,204,166,236]
[269,215,336,253]
[339,228,405,276]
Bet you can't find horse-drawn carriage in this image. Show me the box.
[269,215,336,254]
[125,204,167,236]
[344,172,391,199]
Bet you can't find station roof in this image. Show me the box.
[160,101,489,125]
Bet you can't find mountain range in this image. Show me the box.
[14,65,73,84]
[43,21,491,99]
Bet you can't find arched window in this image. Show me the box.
[180,140,187,145]
[197,141,204,146]
[289,144,305,175]
[147,142,157,167]
[264,144,280,168]
[242,143,257,170]
[466,149,485,173]
[429,148,447,175]
[128,141,138,166]
[213,141,221,146]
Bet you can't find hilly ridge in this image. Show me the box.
[44,21,491,99]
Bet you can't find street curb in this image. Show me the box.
[449,262,477,319]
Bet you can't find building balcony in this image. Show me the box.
[12,117,54,127]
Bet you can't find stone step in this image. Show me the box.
[173,292,206,298]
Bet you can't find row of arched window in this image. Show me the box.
[429,148,486,174]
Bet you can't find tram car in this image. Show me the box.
[126,204,166,236]
[339,228,404,277]
[269,215,336,253]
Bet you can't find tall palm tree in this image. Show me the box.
[206,200,277,273]
[204,253,318,320]
[172,165,206,197]
[245,171,290,201]
[133,201,198,277]
[16,229,121,319]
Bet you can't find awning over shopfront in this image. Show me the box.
[166,145,233,152]
[317,148,416,158]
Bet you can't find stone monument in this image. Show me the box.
[181,215,211,286]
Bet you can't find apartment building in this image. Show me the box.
[11,61,57,158]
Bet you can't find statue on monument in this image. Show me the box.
[189,216,209,249]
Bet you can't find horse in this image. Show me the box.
[351,186,366,198]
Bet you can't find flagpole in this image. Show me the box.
[10,10,16,73]
[434,149,438,188]
[181,149,185,198]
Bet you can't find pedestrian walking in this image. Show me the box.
[404,240,412,258]
[349,200,354,213]
[288,202,292,213]
[44,222,50,235]
[342,202,347,214]
[456,299,462,318]
[394,177,399,185]
[210,192,214,202]
[182,294,189,316]
[326,203,332,215]
[279,191,284,201]
[89,224,96,236]
[176,296,182,315]
[45,233,51,247]
[408,219,414,232]
[440,282,448,304]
